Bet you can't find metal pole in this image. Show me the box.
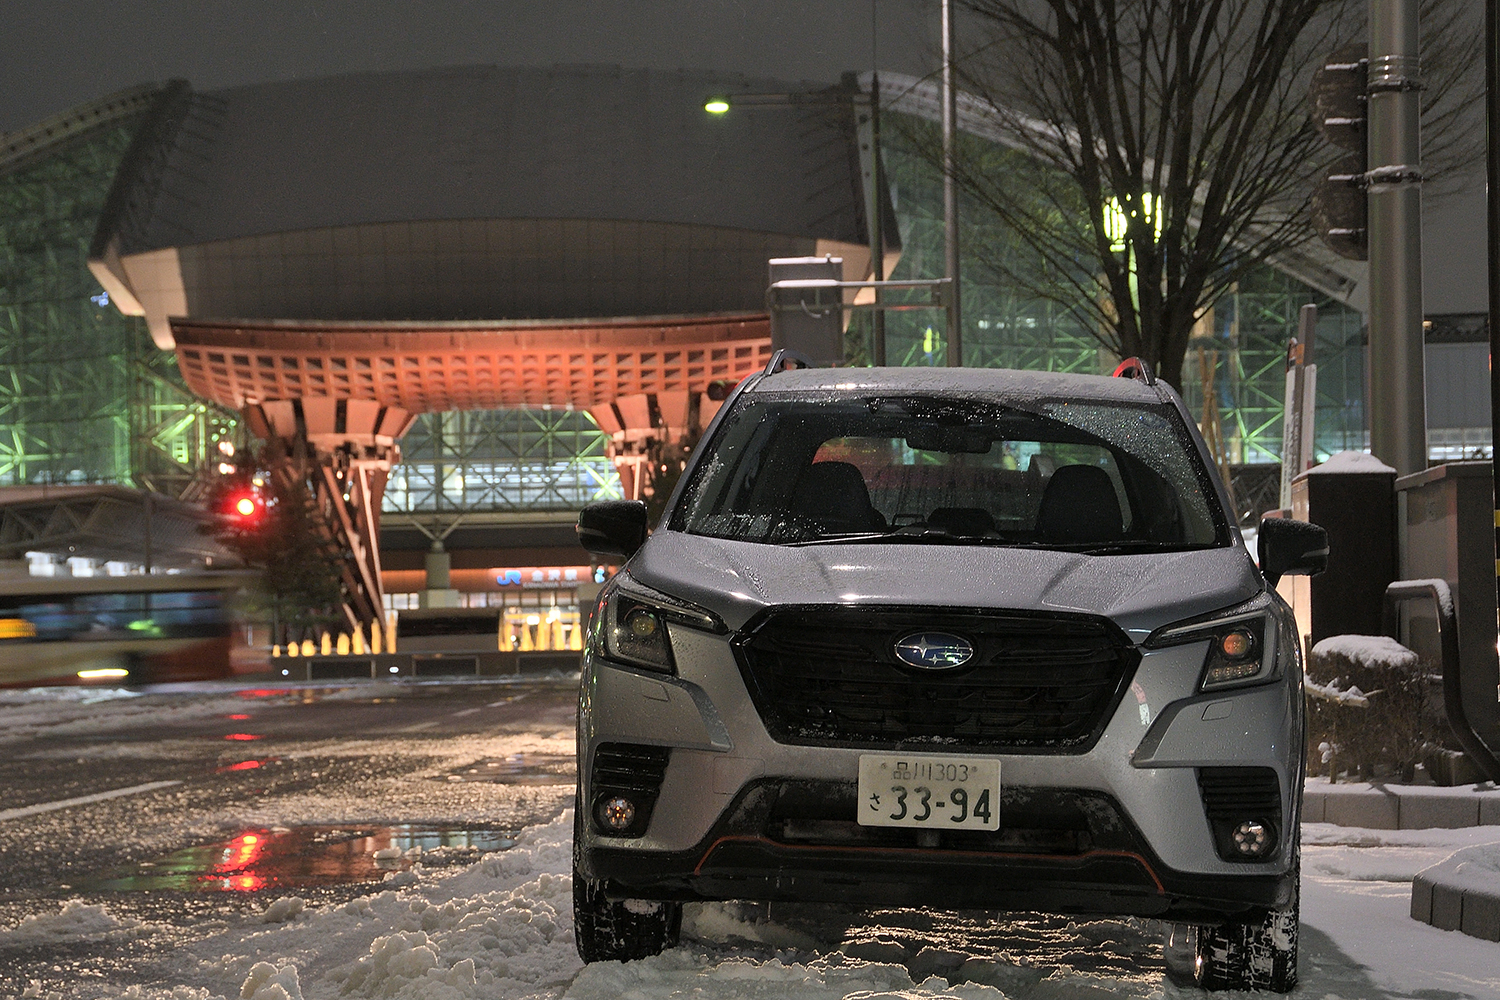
[942,0,962,366]
[1367,0,1427,475]
[142,489,153,574]
[1487,0,1500,624]
[871,71,887,366]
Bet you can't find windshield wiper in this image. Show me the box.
[784,532,1222,553]
[1048,540,1222,555]
[786,527,1023,547]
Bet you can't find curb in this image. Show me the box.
[1303,778,1500,830]
[1411,846,1500,942]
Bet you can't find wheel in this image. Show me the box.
[572,801,681,962]
[1170,863,1299,993]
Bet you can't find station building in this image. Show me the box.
[0,63,1490,643]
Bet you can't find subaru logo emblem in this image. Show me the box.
[893,631,974,670]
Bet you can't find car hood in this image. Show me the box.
[628,530,1263,638]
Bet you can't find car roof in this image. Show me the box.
[745,365,1166,405]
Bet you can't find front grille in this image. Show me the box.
[734,606,1138,752]
[1197,766,1282,862]
[589,742,671,838]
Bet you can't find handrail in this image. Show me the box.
[1382,579,1500,783]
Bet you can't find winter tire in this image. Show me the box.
[572,806,682,962]
[1173,862,1299,993]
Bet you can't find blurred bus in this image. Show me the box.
[0,573,247,686]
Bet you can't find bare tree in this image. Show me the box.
[906,0,1481,391]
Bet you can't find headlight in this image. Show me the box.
[596,573,725,673]
[1145,591,1287,691]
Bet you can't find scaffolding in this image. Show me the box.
[0,97,234,499]
[383,408,622,518]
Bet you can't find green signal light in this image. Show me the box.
[704,98,730,115]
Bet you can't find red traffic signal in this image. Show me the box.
[225,490,266,525]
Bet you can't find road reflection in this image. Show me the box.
[81,825,515,892]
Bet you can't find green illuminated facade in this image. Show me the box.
[868,124,1369,473]
[387,408,621,514]
[5,87,1379,523]
[0,108,231,497]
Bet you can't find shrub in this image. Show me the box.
[1306,635,1435,782]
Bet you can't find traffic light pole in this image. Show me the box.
[1489,0,1500,626]
[942,0,962,367]
[1366,0,1427,476]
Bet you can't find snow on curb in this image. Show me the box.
[1412,842,1500,942]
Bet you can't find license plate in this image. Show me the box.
[857,754,1000,831]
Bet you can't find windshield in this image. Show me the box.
[670,392,1228,551]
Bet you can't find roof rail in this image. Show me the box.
[1111,357,1157,386]
[763,349,816,376]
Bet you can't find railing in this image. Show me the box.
[1382,579,1500,783]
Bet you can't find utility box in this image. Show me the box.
[1289,451,1397,645]
[1395,462,1500,746]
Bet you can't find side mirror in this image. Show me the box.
[577,500,649,559]
[1257,516,1329,587]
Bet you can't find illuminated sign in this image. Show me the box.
[494,566,594,589]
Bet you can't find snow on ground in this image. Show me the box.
[0,685,260,748]
[7,813,1499,999]
[1300,822,1500,999]
[5,682,1499,999]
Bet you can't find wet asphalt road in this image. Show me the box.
[0,675,580,992]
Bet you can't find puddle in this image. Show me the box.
[80,825,516,892]
[215,757,280,773]
[441,753,576,785]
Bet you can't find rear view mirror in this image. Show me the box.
[1257,516,1329,586]
[904,423,992,454]
[577,501,649,559]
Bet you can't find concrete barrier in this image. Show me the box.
[1411,844,1500,942]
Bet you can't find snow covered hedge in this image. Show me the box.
[1306,635,1437,782]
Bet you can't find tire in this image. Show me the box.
[1176,862,1299,993]
[572,803,682,963]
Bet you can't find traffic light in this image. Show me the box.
[224,488,266,528]
[1310,44,1368,260]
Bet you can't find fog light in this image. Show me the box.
[597,795,637,833]
[1232,819,1270,856]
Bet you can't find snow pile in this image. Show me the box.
[1414,841,1500,898]
[0,899,142,946]
[164,811,583,999]
[564,949,1007,1000]
[1306,450,1397,475]
[0,685,141,705]
[260,897,306,924]
[1310,634,1418,671]
[241,963,304,1000]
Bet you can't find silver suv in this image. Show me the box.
[573,359,1326,992]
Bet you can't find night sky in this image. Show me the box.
[1,0,936,134]
[1,0,1485,310]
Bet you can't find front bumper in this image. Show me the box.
[579,620,1303,922]
[578,777,1295,922]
